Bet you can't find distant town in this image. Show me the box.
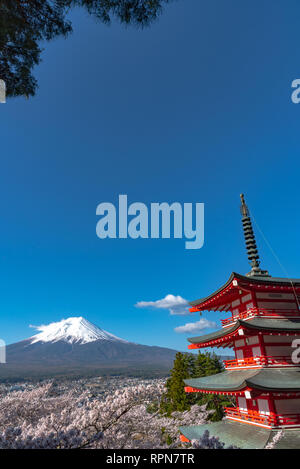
[0,376,165,399]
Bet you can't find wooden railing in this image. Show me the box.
[225,407,300,427]
[221,307,300,327]
[224,355,295,369]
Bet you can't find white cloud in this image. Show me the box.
[135,294,192,316]
[174,318,216,334]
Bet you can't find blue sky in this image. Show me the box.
[1,0,300,353]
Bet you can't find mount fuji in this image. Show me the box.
[2,317,178,379]
[29,317,130,345]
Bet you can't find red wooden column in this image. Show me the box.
[258,331,266,357]
[267,393,278,427]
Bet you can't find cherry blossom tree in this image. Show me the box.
[0,382,281,449]
[0,382,210,449]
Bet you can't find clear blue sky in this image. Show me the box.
[1,0,300,353]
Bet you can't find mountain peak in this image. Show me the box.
[29,316,128,345]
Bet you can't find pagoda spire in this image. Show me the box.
[240,194,269,277]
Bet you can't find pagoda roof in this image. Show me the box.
[188,318,300,346]
[184,368,300,392]
[190,272,300,311]
[179,420,272,448]
[179,421,300,449]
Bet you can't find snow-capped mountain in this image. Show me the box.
[30,317,129,345]
[3,316,178,379]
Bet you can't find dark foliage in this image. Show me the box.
[0,0,171,98]
[0,0,72,97]
[160,352,191,415]
[160,351,234,420]
[69,0,170,26]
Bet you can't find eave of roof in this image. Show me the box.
[179,422,300,449]
[184,369,259,391]
[189,272,235,307]
[187,318,300,345]
[243,317,300,332]
[179,421,273,449]
[184,368,300,392]
[190,272,300,308]
[188,321,239,344]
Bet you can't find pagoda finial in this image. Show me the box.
[240,194,269,277]
[240,193,249,217]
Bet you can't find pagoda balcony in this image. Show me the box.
[225,407,300,428]
[224,355,295,370]
[221,307,300,328]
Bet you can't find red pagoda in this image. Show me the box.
[179,194,300,449]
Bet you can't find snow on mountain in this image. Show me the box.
[29,316,129,345]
